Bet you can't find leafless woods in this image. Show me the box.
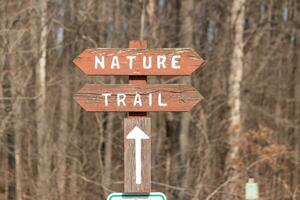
[0,0,299,200]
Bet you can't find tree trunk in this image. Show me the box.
[290,26,299,199]
[63,1,78,198]
[147,0,159,46]
[179,0,194,162]
[36,1,50,199]
[103,0,121,193]
[179,0,194,199]
[56,0,69,198]
[223,0,245,199]
[14,113,22,200]
[57,55,69,200]
[13,60,23,200]
[2,38,16,200]
[140,0,146,40]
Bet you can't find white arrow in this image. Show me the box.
[126,126,149,185]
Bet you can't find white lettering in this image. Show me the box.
[158,93,167,106]
[157,55,166,69]
[95,56,105,69]
[148,93,152,106]
[171,55,181,69]
[117,93,126,106]
[95,55,182,71]
[102,93,112,106]
[133,94,142,106]
[143,56,152,69]
[100,92,169,107]
[111,56,120,69]
[126,56,136,69]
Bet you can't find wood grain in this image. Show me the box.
[73,84,203,112]
[125,40,150,194]
[73,48,204,76]
[128,40,147,116]
[124,118,151,193]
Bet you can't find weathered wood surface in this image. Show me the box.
[124,118,151,193]
[128,40,148,116]
[73,48,204,76]
[125,40,150,194]
[74,84,203,112]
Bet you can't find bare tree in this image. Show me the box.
[223,0,245,199]
[35,0,51,199]
[0,1,299,199]
[179,0,195,199]
[2,25,16,200]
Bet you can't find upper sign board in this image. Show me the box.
[73,48,204,76]
[107,192,167,200]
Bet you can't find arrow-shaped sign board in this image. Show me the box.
[74,84,203,112]
[107,192,167,200]
[73,48,204,76]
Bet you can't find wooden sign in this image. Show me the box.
[73,48,204,76]
[107,192,167,200]
[72,40,206,198]
[74,84,203,112]
[124,118,151,193]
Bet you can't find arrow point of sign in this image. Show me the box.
[73,57,89,75]
[196,57,205,67]
[195,91,204,104]
[126,126,149,140]
[184,48,205,74]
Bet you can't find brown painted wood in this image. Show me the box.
[129,40,148,49]
[124,118,151,193]
[73,84,203,112]
[73,48,204,76]
[128,40,147,117]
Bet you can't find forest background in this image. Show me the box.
[0,0,299,200]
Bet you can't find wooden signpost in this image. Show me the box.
[124,41,151,194]
[73,40,204,199]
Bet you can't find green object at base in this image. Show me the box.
[245,181,259,199]
[107,192,167,200]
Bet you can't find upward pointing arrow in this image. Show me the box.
[126,126,149,185]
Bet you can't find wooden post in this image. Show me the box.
[124,40,151,193]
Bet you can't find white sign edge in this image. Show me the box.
[107,192,167,200]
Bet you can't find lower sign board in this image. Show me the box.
[74,84,202,112]
[107,193,167,200]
